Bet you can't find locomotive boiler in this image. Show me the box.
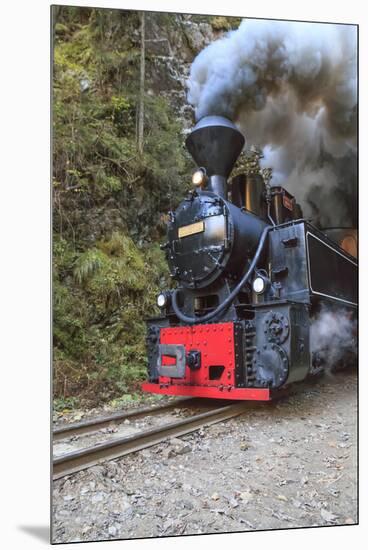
[142,116,358,401]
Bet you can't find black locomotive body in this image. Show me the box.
[142,116,358,401]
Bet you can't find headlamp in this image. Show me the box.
[252,276,266,294]
[192,168,207,187]
[157,292,171,308]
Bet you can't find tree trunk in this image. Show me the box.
[138,12,145,155]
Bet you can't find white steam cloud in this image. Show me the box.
[311,307,357,369]
[187,19,357,227]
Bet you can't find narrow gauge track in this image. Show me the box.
[53,397,195,441]
[53,401,249,480]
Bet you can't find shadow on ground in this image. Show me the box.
[18,525,50,544]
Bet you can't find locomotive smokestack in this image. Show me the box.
[185,115,245,197]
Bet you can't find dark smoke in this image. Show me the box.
[187,20,357,227]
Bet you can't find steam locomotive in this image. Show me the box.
[142,116,358,401]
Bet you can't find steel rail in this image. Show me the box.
[53,397,195,441]
[53,402,249,480]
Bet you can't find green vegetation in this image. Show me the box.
[53,7,191,405]
[210,16,242,31]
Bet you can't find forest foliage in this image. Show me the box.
[53,7,193,407]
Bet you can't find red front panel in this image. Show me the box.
[142,322,271,400]
[159,323,236,387]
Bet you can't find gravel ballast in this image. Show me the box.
[52,371,357,543]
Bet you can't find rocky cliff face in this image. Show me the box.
[143,14,216,130]
[52,7,241,405]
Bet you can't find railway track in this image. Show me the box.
[53,400,249,480]
[53,397,195,441]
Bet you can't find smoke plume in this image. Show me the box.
[311,307,357,369]
[187,19,357,227]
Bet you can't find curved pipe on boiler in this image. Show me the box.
[171,225,272,324]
